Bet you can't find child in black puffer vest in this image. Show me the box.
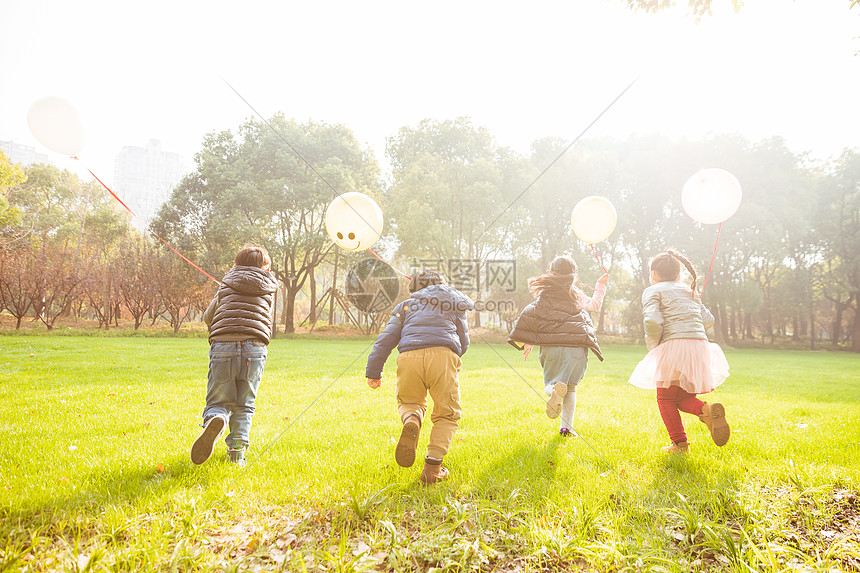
[191,245,278,468]
[508,256,606,437]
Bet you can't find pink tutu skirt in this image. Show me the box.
[627,338,729,394]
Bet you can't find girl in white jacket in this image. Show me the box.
[627,250,730,453]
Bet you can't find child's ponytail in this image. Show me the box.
[667,249,698,295]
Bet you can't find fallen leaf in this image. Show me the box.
[353,540,370,556]
[244,537,261,554]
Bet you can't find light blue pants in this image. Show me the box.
[203,340,268,449]
[539,346,588,429]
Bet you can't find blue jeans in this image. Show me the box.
[203,340,268,449]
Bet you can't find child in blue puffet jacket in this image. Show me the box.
[365,270,474,485]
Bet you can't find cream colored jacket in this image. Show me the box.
[642,281,714,351]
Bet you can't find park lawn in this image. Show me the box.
[0,335,859,572]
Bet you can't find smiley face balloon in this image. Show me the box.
[324,192,383,252]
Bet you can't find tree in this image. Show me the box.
[0,151,26,229]
[154,115,381,333]
[152,249,212,334]
[386,118,519,263]
[0,245,33,328]
[820,149,860,352]
[27,239,85,330]
[624,0,743,18]
[115,236,162,330]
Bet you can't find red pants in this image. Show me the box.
[656,385,704,444]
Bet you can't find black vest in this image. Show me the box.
[209,266,277,344]
[507,290,604,361]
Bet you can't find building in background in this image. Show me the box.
[0,140,50,165]
[113,139,188,228]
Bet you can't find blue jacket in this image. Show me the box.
[365,284,474,379]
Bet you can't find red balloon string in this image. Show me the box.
[82,163,222,286]
[368,248,411,280]
[589,243,609,274]
[700,222,722,299]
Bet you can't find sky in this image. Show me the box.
[1,0,858,186]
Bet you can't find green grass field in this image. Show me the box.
[1,335,859,572]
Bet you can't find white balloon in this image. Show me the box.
[325,192,383,252]
[571,196,617,244]
[27,97,85,156]
[681,168,742,225]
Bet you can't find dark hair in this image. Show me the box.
[234,245,271,269]
[528,256,583,312]
[651,249,698,293]
[409,269,444,293]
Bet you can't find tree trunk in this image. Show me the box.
[281,286,288,327]
[309,270,317,324]
[284,285,299,333]
[713,301,728,346]
[792,315,800,341]
[833,304,845,347]
[272,288,278,339]
[853,305,860,353]
[329,250,339,324]
[102,260,111,330]
[809,308,815,350]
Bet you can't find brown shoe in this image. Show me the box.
[420,457,449,485]
[395,415,421,468]
[699,403,730,446]
[546,382,567,419]
[661,441,689,454]
[191,415,226,465]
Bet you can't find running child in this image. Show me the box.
[627,249,730,453]
[507,256,606,436]
[365,270,474,485]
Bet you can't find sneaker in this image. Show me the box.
[699,403,730,446]
[661,441,689,454]
[420,456,449,485]
[395,415,421,468]
[559,428,576,438]
[228,447,247,468]
[191,416,226,465]
[546,382,567,419]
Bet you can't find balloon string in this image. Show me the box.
[700,222,722,299]
[589,243,609,274]
[367,249,411,280]
[82,162,222,286]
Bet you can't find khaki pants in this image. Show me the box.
[396,347,462,460]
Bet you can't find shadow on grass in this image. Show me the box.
[4,452,230,524]
[467,436,566,498]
